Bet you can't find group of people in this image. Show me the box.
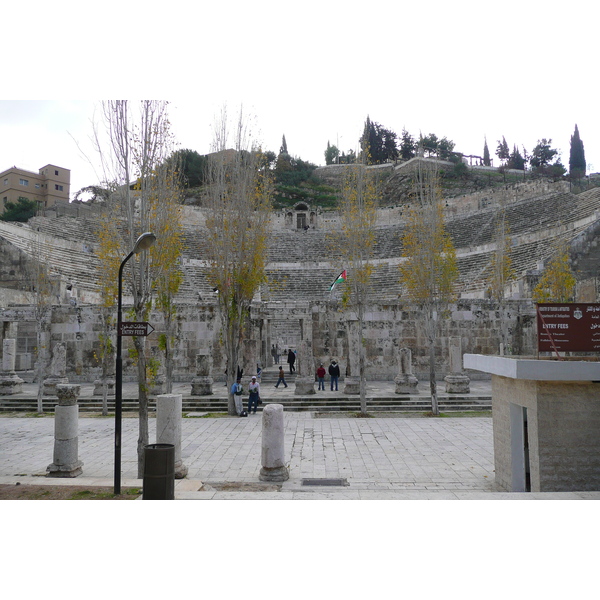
[275,359,340,391]
[230,374,261,417]
[230,358,342,417]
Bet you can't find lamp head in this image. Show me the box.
[132,232,156,254]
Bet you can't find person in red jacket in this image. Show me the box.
[316,363,326,391]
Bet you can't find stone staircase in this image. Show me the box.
[0,393,491,414]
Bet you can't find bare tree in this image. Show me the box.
[94,100,182,476]
[204,107,273,415]
[30,227,54,414]
[331,162,378,414]
[399,162,458,415]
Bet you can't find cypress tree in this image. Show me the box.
[483,138,491,166]
[569,124,586,179]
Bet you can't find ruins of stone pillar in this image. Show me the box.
[156,393,188,479]
[47,384,83,478]
[343,318,360,395]
[93,379,115,396]
[394,347,419,394]
[191,351,214,395]
[43,342,68,395]
[259,404,289,482]
[0,339,24,395]
[444,337,470,393]
[294,339,315,395]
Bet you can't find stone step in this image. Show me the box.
[0,395,491,413]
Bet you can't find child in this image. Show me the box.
[275,366,288,388]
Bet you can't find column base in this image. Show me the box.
[259,465,289,482]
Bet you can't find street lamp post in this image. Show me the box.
[114,232,156,495]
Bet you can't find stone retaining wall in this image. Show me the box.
[1,299,537,382]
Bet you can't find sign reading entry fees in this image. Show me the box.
[536,303,600,352]
[119,322,155,337]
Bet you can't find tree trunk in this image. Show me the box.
[35,327,49,414]
[429,341,439,416]
[358,303,367,414]
[428,308,439,416]
[134,335,149,479]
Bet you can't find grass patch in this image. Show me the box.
[184,412,229,418]
[69,487,142,500]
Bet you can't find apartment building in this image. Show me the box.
[0,164,70,214]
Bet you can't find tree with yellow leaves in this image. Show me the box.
[532,243,576,302]
[486,207,516,353]
[332,162,378,414]
[204,107,273,415]
[399,162,458,415]
[94,100,183,476]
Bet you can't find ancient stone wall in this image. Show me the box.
[1,299,538,382]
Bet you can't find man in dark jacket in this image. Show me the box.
[287,349,296,374]
[328,360,340,391]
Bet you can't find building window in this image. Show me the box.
[19,179,29,186]
[3,179,7,185]
[55,184,63,191]
[35,183,40,189]
[55,170,59,176]
[3,197,7,204]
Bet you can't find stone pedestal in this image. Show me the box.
[43,342,68,395]
[444,338,470,393]
[191,353,213,396]
[149,376,166,396]
[47,384,83,478]
[259,404,289,482]
[0,338,24,395]
[343,376,360,395]
[444,374,471,393]
[156,393,188,479]
[395,348,419,394]
[294,339,315,395]
[93,379,115,396]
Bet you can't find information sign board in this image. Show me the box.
[536,303,600,352]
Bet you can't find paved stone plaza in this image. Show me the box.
[1,410,598,499]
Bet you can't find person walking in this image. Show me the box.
[328,360,340,391]
[316,363,326,391]
[248,375,260,414]
[287,349,296,374]
[275,366,288,388]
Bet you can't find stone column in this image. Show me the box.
[259,404,289,482]
[344,317,360,395]
[156,393,188,478]
[47,384,83,478]
[294,338,315,395]
[191,351,213,395]
[394,348,419,394]
[0,339,24,395]
[43,342,68,395]
[444,337,471,393]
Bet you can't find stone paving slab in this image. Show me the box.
[1,411,599,500]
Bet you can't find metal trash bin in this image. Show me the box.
[143,443,175,500]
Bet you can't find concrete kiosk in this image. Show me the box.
[464,354,600,493]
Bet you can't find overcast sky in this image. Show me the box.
[2,1,598,198]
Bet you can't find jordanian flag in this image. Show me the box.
[329,270,347,291]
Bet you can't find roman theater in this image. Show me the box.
[1,157,599,384]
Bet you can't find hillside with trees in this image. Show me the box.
[111,119,595,214]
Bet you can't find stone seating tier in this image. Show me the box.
[2,186,600,304]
